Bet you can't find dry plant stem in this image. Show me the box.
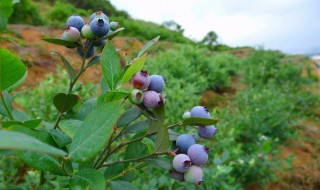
[0,91,13,120]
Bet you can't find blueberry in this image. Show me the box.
[129,89,143,105]
[81,24,95,38]
[143,91,164,108]
[176,134,195,154]
[184,165,203,185]
[90,18,110,37]
[61,26,80,42]
[131,70,150,90]
[90,11,109,22]
[187,144,209,166]
[169,170,184,181]
[109,21,120,31]
[173,154,192,173]
[66,15,85,32]
[77,40,94,58]
[182,111,191,119]
[190,106,211,119]
[198,125,216,139]
[92,39,105,47]
[148,75,165,93]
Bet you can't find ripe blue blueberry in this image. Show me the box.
[77,40,94,58]
[169,170,184,182]
[66,15,85,32]
[131,70,150,90]
[187,144,209,166]
[173,154,192,173]
[184,166,203,185]
[61,26,80,42]
[81,24,95,38]
[148,75,165,93]
[176,134,195,154]
[198,125,216,139]
[90,18,110,37]
[90,11,109,22]
[109,21,120,31]
[143,91,164,108]
[93,39,105,47]
[129,89,143,105]
[190,106,211,119]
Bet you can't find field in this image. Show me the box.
[1,1,320,190]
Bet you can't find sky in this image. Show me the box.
[109,0,320,54]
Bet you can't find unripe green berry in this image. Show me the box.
[129,89,144,104]
[81,24,95,38]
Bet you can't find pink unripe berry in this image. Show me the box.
[131,70,150,90]
[143,91,164,108]
[184,166,203,185]
[62,26,80,42]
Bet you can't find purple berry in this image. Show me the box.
[129,89,143,105]
[90,11,109,22]
[169,170,184,181]
[66,15,85,32]
[173,154,192,173]
[143,91,164,108]
[81,24,95,38]
[93,39,105,47]
[187,144,209,166]
[198,125,216,139]
[148,75,165,93]
[90,18,110,37]
[190,106,211,119]
[61,26,80,43]
[131,70,150,90]
[184,166,203,185]
[176,134,195,154]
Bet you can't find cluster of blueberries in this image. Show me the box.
[130,70,165,108]
[61,11,119,58]
[170,106,217,185]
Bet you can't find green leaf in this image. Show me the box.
[0,0,14,17]
[111,180,139,190]
[123,120,148,134]
[104,163,124,180]
[116,106,142,128]
[141,137,155,153]
[49,128,72,148]
[53,93,79,113]
[0,48,27,91]
[0,131,66,156]
[105,90,129,103]
[86,55,101,68]
[70,169,105,190]
[7,71,27,92]
[137,36,160,57]
[69,102,120,162]
[0,12,7,33]
[121,53,147,84]
[136,104,155,120]
[168,130,179,141]
[0,90,12,117]
[105,27,125,40]
[154,124,169,153]
[2,119,42,129]
[59,119,83,139]
[182,117,219,126]
[42,38,79,48]
[76,98,96,120]
[144,157,172,170]
[124,141,148,168]
[147,105,165,134]
[18,151,70,176]
[51,51,76,81]
[101,42,121,90]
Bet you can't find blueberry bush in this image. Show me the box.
[0,4,219,189]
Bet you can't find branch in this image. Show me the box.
[0,91,13,120]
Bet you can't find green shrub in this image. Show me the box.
[9,0,44,25]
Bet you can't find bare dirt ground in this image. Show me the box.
[2,25,320,190]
